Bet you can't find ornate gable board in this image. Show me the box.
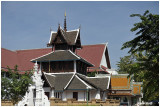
[105,46,111,69]
[75,30,81,48]
[53,27,67,44]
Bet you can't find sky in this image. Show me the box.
[1,1,159,69]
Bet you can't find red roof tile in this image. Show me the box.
[101,65,108,70]
[77,44,105,68]
[1,48,19,69]
[1,44,106,71]
[16,48,52,71]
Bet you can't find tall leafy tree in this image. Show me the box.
[1,65,33,105]
[119,10,159,101]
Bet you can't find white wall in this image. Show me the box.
[28,87,34,106]
[43,87,51,98]
[65,90,73,100]
[43,87,51,92]
[62,91,67,101]
[100,51,108,68]
[44,89,106,101]
[63,90,104,101]
[62,90,88,101]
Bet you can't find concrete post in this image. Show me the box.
[95,89,100,99]
[51,88,55,98]
[74,60,76,73]
[102,91,107,101]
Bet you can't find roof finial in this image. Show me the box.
[64,10,67,31]
[50,27,52,32]
[65,10,66,17]
[79,24,81,29]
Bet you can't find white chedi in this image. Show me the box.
[18,62,50,106]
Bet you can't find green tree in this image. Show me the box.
[87,71,97,77]
[1,65,33,105]
[119,10,159,101]
[117,54,145,82]
[117,55,136,74]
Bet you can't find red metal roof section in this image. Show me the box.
[1,44,106,71]
[101,65,108,70]
[77,44,105,68]
[1,48,19,69]
[16,48,52,71]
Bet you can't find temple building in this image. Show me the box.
[1,13,143,106]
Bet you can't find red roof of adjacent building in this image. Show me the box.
[77,44,105,68]
[1,44,108,71]
[1,48,19,69]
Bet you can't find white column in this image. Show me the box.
[51,88,55,98]
[40,62,42,72]
[74,60,76,73]
[62,91,66,101]
[102,91,107,101]
[34,61,38,72]
[95,89,100,99]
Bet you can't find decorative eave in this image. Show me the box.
[47,26,81,47]
[30,50,94,67]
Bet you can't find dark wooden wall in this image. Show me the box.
[41,61,74,73]
[76,61,87,75]
[54,44,76,52]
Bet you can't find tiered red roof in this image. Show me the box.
[1,44,108,72]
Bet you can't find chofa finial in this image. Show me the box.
[50,27,52,32]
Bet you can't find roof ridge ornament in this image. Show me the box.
[79,24,81,29]
[50,27,52,32]
[64,10,67,32]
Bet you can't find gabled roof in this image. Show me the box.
[132,82,142,95]
[77,44,105,68]
[66,75,95,90]
[110,74,131,90]
[48,26,80,46]
[1,44,108,71]
[43,73,110,91]
[77,73,110,91]
[31,50,79,62]
[109,74,143,96]
[31,50,94,67]
[43,73,73,91]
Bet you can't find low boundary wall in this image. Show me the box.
[50,98,120,106]
[1,100,13,106]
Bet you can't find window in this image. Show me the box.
[45,92,50,100]
[54,92,62,99]
[113,97,120,100]
[123,97,128,102]
[73,92,78,100]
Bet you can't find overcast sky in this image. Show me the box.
[1,1,159,69]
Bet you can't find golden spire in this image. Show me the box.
[65,10,66,17]
[64,10,67,31]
